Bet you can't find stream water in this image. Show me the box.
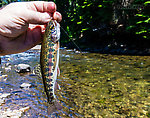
[0,47,149,117]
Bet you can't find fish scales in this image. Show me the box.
[40,20,60,103]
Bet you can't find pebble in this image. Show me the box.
[0,106,30,118]
[4,66,11,72]
[65,55,70,58]
[20,83,32,89]
[2,63,12,72]
[0,99,5,106]
[5,63,11,67]
[60,47,66,50]
[75,51,81,53]
[0,75,8,80]
[0,93,11,106]
[0,93,11,99]
[16,64,31,73]
[66,49,73,52]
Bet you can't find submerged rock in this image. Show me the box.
[4,67,11,72]
[2,63,12,72]
[0,75,8,80]
[65,55,70,58]
[0,106,30,118]
[5,63,11,67]
[0,99,5,106]
[0,93,11,106]
[75,51,81,54]
[20,83,32,89]
[0,93,11,99]
[66,49,73,52]
[16,64,31,73]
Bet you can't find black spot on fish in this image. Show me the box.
[48,79,53,82]
[46,68,50,72]
[49,62,54,66]
[48,73,53,76]
[44,59,47,62]
[47,79,50,82]
[50,93,53,96]
[50,89,53,91]
[47,85,51,88]
[48,54,53,58]
[46,80,49,83]
[51,44,54,46]
[46,73,49,77]
[49,48,55,52]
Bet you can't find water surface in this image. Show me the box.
[0,48,149,117]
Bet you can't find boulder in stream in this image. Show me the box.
[0,106,30,118]
[5,63,11,67]
[0,93,11,99]
[2,63,12,72]
[16,64,31,73]
[20,83,32,89]
[0,93,11,106]
[0,75,8,80]
[0,99,5,106]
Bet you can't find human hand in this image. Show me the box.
[0,1,62,55]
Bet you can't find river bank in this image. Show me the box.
[63,31,150,56]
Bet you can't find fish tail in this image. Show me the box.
[47,100,62,115]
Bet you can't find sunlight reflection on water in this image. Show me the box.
[0,48,149,117]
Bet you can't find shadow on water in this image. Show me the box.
[0,48,149,117]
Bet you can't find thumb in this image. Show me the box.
[24,10,51,24]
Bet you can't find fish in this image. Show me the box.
[40,19,62,114]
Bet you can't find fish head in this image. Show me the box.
[46,20,60,43]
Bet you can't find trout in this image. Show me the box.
[40,20,61,113]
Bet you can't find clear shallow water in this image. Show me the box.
[0,48,149,117]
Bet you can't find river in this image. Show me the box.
[0,46,149,117]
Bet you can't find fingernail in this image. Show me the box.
[56,12,62,22]
[50,2,56,12]
[56,12,60,17]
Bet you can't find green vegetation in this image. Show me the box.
[0,0,150,46]
[126,0,150,39]
[54,0,150,44]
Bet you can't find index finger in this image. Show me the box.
[27,1,56,13]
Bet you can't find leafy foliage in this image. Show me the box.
[54,0,150,42]
[54,0,114,43]
[126,0,150,39]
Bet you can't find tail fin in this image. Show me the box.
[47,100,62,115]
